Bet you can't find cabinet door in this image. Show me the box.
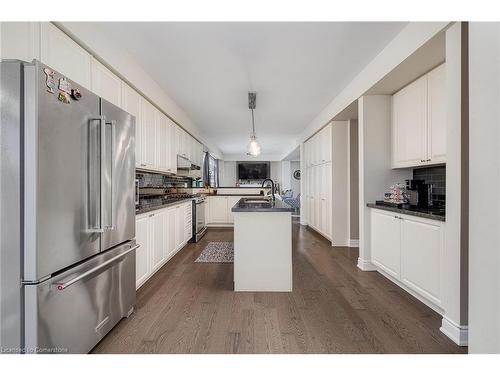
[371,210,401,279]
[208,196,228,223]
[166,207,177,256]
[392,76,427,168]
[175,205,184,249]
[184,202,192,242]
[0,22,40,61]
[167,120,178,174]
[135,215,150,289]
[401,217,443,306]
[321,163,332,238]
[40,23,92,89]
[155,110,169,171]
[91,58,122,108]
[322,125,332,163]
[122,84,143,167]
[427,64,446,165]
[227,196,242,223]
[314,166,321,229]
[150,211,167,273]
[141,99,156,168]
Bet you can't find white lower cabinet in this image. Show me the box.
[401,217,443,306]
[135,201,192,289]
[370,208,444,309]
[206,196,256,225]
[135,215,150,288]
[371,210,401,279]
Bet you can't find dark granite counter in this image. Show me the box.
[367,203,445,222]
[209,193,264,197]
[232,198,294,213]
[136,198,194,215]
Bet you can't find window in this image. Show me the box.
[204,152,219,187]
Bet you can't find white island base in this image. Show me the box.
[233,211,292,292]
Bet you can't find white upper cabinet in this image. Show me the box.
[392,63,446,168]
[91,58,122,108]
[141,98,156,168]
[121,84,143,168]
[0,22,40,62]
[427,64,446,164]
[155,109,169,172]
[40,23,92,89]
[392,74,428,168]
[167,119,178,174]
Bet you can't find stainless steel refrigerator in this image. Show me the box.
[0,60,137,354]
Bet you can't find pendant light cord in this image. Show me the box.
[251,108,256,136]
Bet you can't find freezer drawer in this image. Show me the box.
[24,241,137,354]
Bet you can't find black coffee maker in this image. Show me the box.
[406,179,433,208]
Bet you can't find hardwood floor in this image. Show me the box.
[92,222,467,354]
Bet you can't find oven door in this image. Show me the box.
[195,201,206,234]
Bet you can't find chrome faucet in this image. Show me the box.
[261,179,275,201]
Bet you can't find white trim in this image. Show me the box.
[348,239,359,247]
[357,258,377,271]
[206,223,233,228]
[440,316,468,346]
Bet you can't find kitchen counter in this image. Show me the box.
[136,197,194,215]
[367,203,445,222]
[209,193,264,197]
[232,198,295,213]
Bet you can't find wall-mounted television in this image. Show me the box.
[237,162,270,180]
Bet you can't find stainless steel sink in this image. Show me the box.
[243,198,271,204]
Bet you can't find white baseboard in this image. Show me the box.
[348,239,359,247]
[440,316,468,346]
[206,223,233,227]
[357,258,377,271]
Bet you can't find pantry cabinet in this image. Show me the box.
[370,208,444,308]
[135,201,192,289]
[140,98,156,169]
[303,123,332,240]
[392,63,446,168]
[40,23,92,89]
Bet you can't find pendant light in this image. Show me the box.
[247,92,261,157]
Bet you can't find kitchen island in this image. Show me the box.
[232,198,294,292]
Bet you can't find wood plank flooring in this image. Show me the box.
[92,222,467,354]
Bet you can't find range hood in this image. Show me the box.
[177,155,202,179]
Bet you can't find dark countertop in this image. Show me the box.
[216,186,271,189]
[232,198,294,213]
[136,198,194,215]
[367,203,445,222]
[209,193,264,197]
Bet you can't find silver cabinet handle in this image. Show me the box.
[54,244,139,291]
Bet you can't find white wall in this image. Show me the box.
[281,161,291,192]
[357,95,412,269]
[290,161,301,196]
[468,22,500,354]
[439,22,469,346]
[331,121,350,247]
[348,120,359,241]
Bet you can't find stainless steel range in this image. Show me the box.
[191,196,207,242]
[0,60,137,353]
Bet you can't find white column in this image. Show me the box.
[439,22,469,346]
[468,22,500,353]
[357,95,412,270]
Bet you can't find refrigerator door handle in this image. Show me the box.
[105,120,116,231]
[88,116,105,233]
[53,244,139,291]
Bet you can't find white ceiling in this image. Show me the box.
[91,22,407,157]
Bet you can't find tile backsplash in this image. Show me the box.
[412,166,446,206]
[137,172,192,188]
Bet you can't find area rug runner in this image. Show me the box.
[195,242,234,263]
